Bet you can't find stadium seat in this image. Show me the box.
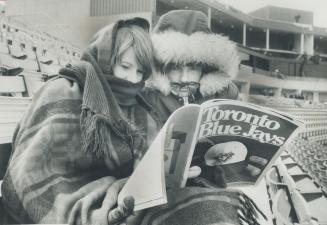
[0,75,32,216]
[8,44,27,60]
[272,188,297,225]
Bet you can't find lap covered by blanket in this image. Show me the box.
[1,78,128,224]
[141,187,265,225]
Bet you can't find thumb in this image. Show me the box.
[187,166,201,179]
[108,196,134,224]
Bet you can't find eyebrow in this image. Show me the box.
[120,61,133,66]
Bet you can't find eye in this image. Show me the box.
[121,64,130,70]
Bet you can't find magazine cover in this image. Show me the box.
[165,99,303,188]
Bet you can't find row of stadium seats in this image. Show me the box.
[0,15,82,197]
[248,95,327,110]
[249,94,327,224]
[0,76,32,144]
[0,40,74,75]
[266,149,327,225]
[265,159,320,225]
[0,15,80,82]
[249,95,327,146]
[0,15,80,61]
[288,138,327,192]
[0,75,32,198]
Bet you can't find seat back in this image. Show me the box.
[0,75,32,194]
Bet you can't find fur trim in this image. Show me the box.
[147,31,240,97]
[151,30,240,79]
[199,71,230,97]
[145,71,171,96]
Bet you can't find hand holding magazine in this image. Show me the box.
[118,99,303,211]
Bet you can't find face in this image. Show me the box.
[166,65,202,84]
[113,47,144,83]
[165,65,202,101]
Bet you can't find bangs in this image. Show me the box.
[131,27,154,80]
[113,26,154,80]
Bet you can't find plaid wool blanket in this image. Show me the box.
[141,187,267,225]
[1,77,144,224]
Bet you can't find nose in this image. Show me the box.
[180,68,189,83]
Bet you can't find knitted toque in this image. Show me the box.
[147,10,240,97]
[153,10,210,35]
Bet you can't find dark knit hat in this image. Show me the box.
[147,10,240,97]
[153,10,210,35]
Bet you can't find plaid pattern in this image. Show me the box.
[141,187,266,225]
[1,77,161,224]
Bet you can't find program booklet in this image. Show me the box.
[118,99,303,211]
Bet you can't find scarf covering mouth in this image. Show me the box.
[107,75,145,106]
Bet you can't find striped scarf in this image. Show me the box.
[59,50,147,170]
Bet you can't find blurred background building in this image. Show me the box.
[1,1,327,225]
[3,0,327,103]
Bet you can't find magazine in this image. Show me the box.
[118,99,303,211]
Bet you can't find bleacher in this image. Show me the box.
[248,95,327,225]
[0,15,80,95]
[0,15,81,200]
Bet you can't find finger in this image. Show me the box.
[197,137,215,145]
[102,178,127,212]
[188,166,201,179]
[124,210,146,225]
[164,123,174,149]
[81,184,111,224]
[108,196,134,224]
[68,199,83,225]
[245,164,261,177]
[213,166,227,188]
[249,156,268,168]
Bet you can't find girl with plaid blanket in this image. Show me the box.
[1,17,164,225]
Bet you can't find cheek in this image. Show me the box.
[167,71,181,82]
[188,71,202,82]
[113,66,125,79]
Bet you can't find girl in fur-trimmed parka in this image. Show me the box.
[143,10,242,188]
[144,10,240,122]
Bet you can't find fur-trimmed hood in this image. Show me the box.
[145,10,240,98]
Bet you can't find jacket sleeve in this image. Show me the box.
[1,78,122,225]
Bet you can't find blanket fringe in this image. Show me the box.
[80,109,146,169]
[81,109,116,160]
[237,192,267,225]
